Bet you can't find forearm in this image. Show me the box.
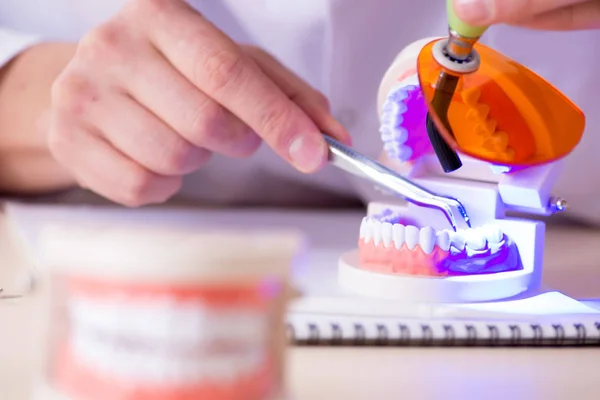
[0,42,77,194]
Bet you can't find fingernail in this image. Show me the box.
[453,0,492,22]
[289,134,327,172]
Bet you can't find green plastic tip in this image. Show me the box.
[447,0,488,38]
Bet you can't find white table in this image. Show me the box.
[0,211,599,400]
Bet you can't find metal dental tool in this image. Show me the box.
[324,134,471,231]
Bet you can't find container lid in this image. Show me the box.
[39,221,305,284]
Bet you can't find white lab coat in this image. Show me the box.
[1,0,599,222]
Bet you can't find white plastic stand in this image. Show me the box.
[337,33,563,304]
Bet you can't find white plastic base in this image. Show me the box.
[337,201,546,303]
[339,249,537,303]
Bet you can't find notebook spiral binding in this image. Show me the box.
[286,319,600,347]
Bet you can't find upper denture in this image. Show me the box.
[379,78,433,164]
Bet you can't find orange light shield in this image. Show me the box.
[417,39,585,167]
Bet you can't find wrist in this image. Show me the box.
[0,42,75,146]
[0,42,78,193]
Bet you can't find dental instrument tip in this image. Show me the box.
[444,208,459,232]
[457,207,471,227]
[440,196,471,229]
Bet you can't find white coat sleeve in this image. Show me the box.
[0,27,43,69]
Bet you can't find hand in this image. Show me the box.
[452,0,600,30]
[48,0,350,207]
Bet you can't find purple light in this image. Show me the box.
[399,86,433,161]
[439,238,522,276]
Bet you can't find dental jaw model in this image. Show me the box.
[36,224,303,400]
[338,35,585,303]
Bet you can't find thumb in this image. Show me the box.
[452,0,588,25]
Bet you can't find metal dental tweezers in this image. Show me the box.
[324,135,471,231]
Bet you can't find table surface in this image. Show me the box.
[1,211,600,400]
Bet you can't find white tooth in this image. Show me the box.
[436,231,450,251]
[389,127,409,143]
[367,218,378,242]
[480,224,503,244]
[397,145,413,162]
[392,224,405,249]
[447,230,466,251]
[362,218,373,243]
[372,220,382,246]
[419,226,436,254]
[381,222,393,247]
[392,113,405,128]
[450,247,462,256]
[392,100,408,114]
[359,217,368,238]
[382,101,395,114]
[387,87,408,102]
[380,114,393,126]
[379,123,400,139]
[405,225,419,250]
[384,141,401,154]
[466,247,488,257]
[463,228,487,250]
[390,113,408,126]
[488,240,505,254]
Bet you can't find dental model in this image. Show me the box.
[37,225,302,400]
[358,210,521,277]
[337,37,578,303]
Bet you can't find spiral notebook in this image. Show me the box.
[4,202,600,347]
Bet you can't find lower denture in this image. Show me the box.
[357,210,522,277]
[358,240,450,276]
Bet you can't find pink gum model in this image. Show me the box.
[359,240,450,276]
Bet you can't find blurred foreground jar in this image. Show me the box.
[34,222,304,400]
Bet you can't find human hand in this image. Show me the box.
[48,0,350,207]
[452,0,600,30]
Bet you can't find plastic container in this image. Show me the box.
[34,221,304,400]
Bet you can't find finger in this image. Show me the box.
[452,0,589,25]
[138,0,328,173]
[245,46,353,146]
[516,0,600,29]
[48,115,182,207]
[119,43,262,158]
[86,92,212,176]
